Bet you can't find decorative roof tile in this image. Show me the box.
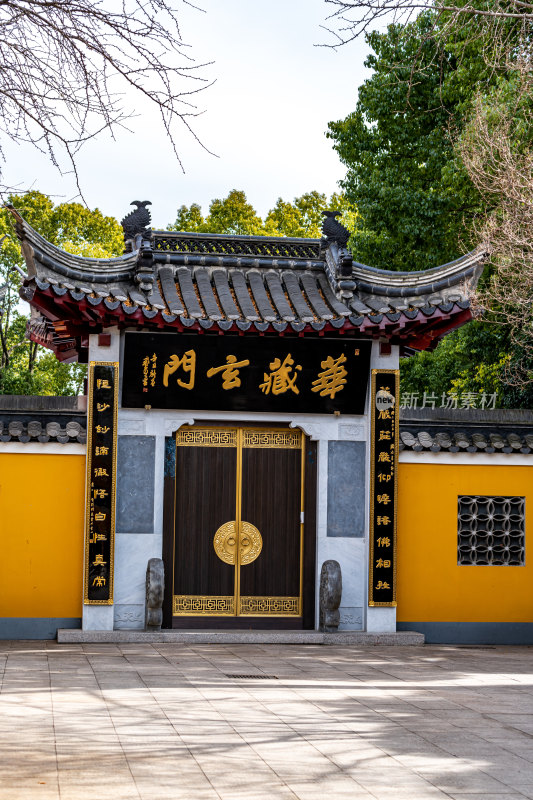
[400,409,533,456]
[0,396,87,444]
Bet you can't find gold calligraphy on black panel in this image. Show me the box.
[122,333,373,416]
[369,370,399,607]
[84,362,118,604]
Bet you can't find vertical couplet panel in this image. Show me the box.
[369,369,399,607]
[84,362,119,604]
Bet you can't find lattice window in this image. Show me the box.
[458,496,525,565]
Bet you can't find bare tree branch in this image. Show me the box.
[0,0,213,199]
[323,0,533,45]
[460,64,533,386]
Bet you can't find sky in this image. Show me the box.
[4,0,371,228]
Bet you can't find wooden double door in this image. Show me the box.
[165,426,316,628]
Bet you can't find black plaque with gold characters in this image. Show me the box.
[122,332,371,415]
[84,362,118,604]
[369,369,399,607]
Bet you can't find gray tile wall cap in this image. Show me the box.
[0,398,87,443]
[0,417,87,444]
[400,408,533,455]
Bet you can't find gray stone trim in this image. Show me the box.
[327,441,365,537]
[0,419,86,444]
[0,395,86,411]
[58,629,424,645]
[458,495,525,566]
[0,618,81,640]
[402,407,533,424]
[116,435,156,534]
[397,621,533,645]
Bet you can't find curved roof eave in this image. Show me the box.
[9,207,140,279]
[351,246,488,295]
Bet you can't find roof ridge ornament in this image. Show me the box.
[121,200,154,291]
[321,210,355,301]
[321,210,350,249]
[121,200,152,247]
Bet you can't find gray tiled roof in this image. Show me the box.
[13,210,486,345]
[400,409,533,454]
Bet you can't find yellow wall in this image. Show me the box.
[0,453,85,618]
[397,462,533,622]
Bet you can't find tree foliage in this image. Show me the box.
[265,191,356,238]
[0,191,123,395]
[326,8,533,406]
[400,322,511,402]
[459,66,533,389]
[327,12,495,271]
[168,189,357,237]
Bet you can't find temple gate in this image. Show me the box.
[10,201,485,633]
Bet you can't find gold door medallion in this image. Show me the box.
[213,521,262,566]
[240,522,263,565]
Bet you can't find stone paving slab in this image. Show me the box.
[57,629,425,645]
[1,642,533,799]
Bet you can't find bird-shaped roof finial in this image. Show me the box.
[321,210,351,249]
[121,200,152,240]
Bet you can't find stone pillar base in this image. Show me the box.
[82,605,114,631]
[366,606,396,633]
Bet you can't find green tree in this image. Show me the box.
[327,12,494,272]
[0,191,123,395]
[169,190,273,236]
[400,323,511,404]
[169,189,357,238]
[265,191,357,238]
[327,12,533,407]
[171,203,206,234]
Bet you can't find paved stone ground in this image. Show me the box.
[1,642,533,800]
